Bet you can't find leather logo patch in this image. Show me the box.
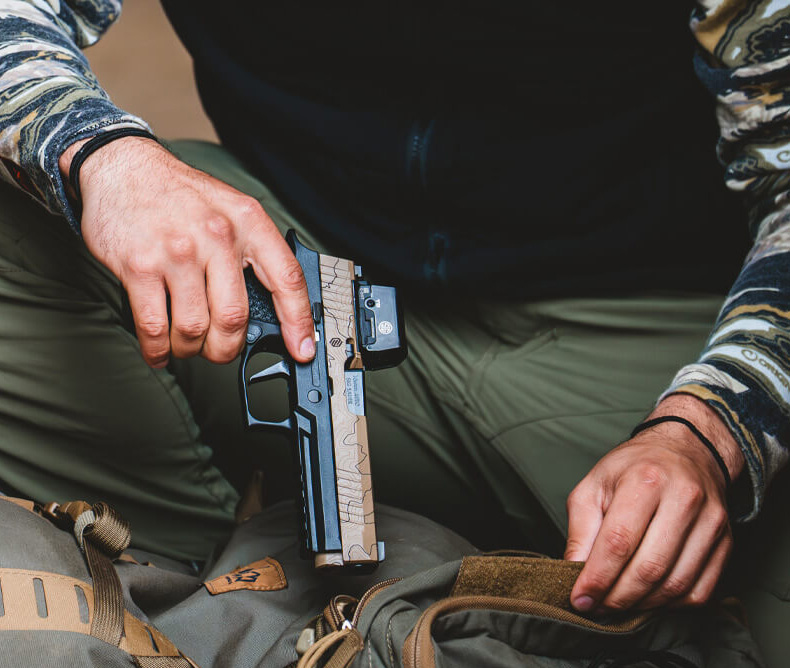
[203,557,287,595]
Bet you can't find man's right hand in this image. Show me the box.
[59,135,316,368]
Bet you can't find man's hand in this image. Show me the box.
[564,394,744,612]
[59,136,315,368]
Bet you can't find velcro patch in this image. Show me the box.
[203,558,287,595]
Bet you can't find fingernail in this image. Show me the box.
[300,336,316,359]
[572,596,595,612]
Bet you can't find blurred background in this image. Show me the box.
[85,0,218,142]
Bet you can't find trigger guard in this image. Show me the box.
[240,318,292,432]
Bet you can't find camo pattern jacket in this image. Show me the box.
[1,0,790,518]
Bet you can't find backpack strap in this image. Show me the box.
[23,498,198,668]
[43,500,130,646]
[296,628,364,668]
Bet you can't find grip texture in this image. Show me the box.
[244,267,278,324]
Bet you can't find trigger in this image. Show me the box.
[249,360,291,383]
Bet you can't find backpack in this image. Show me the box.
[0,495,766,668]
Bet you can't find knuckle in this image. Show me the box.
[581,571,613,597]
[675,484,705,512]
[708,506,730,536]
[276,261,306,293]
[294,309,316,333]
[603,596,629,612]
[166,234,198,263]
[205,214,236,244]
[174,317,209,341]
[633,464,666,488]
[136,312,168,340]
[138,321,169,340]
[214,304,249,332]
[235,195,264,220]
[635,558,669,587]
[566,485,589,511]
[603,525,636,559]
[660,575,692,600]
[126,254,159,278]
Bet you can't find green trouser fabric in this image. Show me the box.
[0,139,786,665]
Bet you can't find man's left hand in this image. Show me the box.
[564,394,744,612]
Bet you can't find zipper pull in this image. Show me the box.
[324,594,358,632]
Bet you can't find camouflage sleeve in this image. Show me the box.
[661,0,790,519]
[0,0,150,228]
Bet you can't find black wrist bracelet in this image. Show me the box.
[68,127,158,205]
[630,415,731,487]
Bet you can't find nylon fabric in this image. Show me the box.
[80,503,130,643]
[84,502,132,558]
[51,500,130,646]
[296,629,360,668]
[83,539,125,645]
[0,496,767,668]
[134,656,197,668]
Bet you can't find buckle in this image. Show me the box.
[40,501,61,522]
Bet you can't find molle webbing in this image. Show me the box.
[1,497,198,668]
[0,568,191,662]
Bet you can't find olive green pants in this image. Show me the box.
[0,140,785,664]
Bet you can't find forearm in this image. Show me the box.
[0,0,149,226]
[660,1,790,519]
[661,237,790,519]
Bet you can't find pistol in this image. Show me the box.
[240,230,406,570]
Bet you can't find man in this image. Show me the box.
[0,0,787,663]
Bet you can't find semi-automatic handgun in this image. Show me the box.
[240,230,406,570]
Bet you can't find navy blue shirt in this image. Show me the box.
[162,1,748,297]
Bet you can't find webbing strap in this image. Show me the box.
[65,501,130,646]
[83,538,125,645]
[48,501,130,645]
[323,631,365,668]
[81,502,131,558]
[297,628,364,668]
[134,655,199,668]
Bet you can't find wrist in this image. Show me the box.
[59,130,159,203]
[646,394,745,483]
[59,138,89,184]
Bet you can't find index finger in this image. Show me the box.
[564,484,604,563]
[244,220,315,362]
[571,478,660,612]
